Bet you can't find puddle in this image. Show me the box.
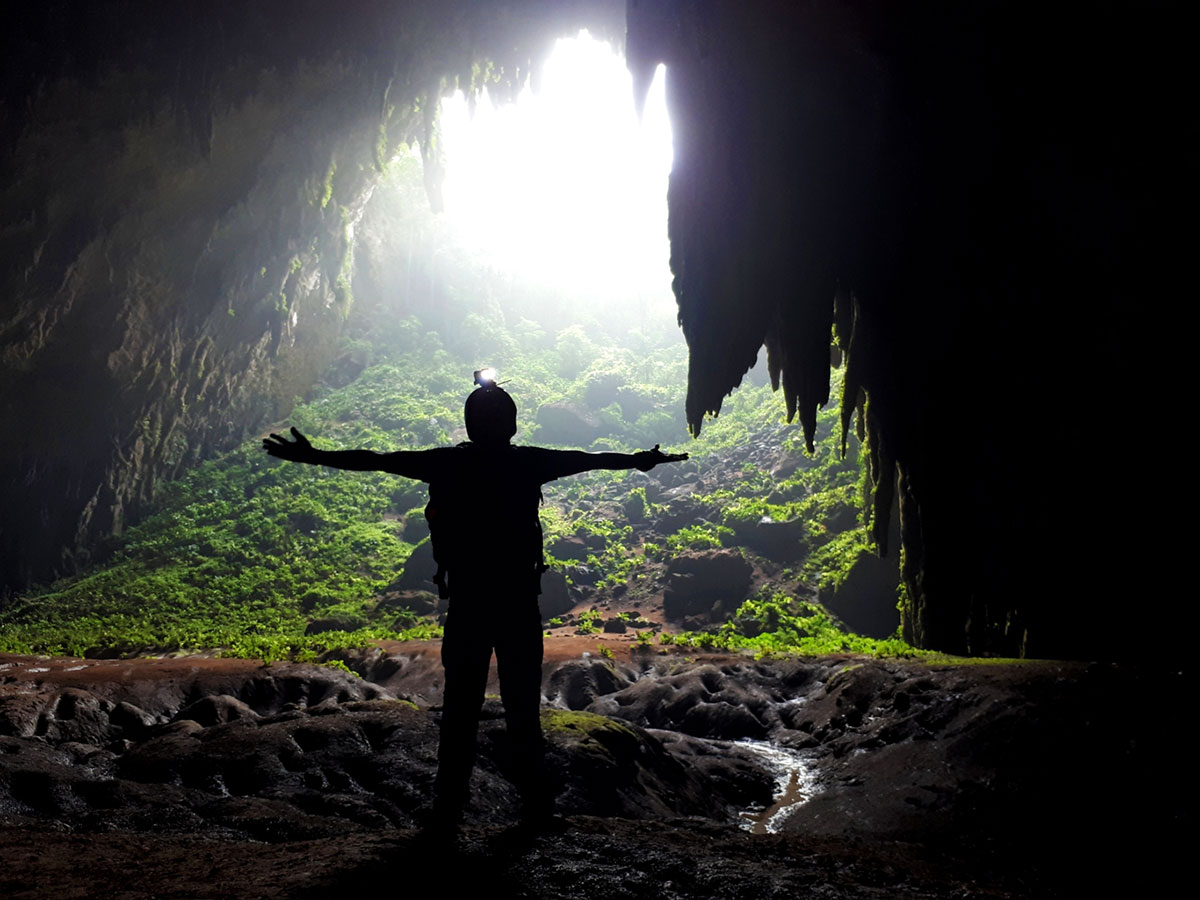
[736,740,820,834]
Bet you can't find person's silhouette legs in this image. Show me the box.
[432,585,552,826]
[433,606,492,825]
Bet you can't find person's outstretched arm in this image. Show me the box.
[263,427,440,480]
[547,444,688,479]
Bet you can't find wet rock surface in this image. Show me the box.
[0,654,765,840]
[0,649,1186,898]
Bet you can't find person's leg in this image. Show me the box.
[494,600,552,820]
[433,608,493,824]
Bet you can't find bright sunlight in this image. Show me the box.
[438,32,673,308]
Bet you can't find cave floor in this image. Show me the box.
[0,643,1185,899]
[0,817,1029,900]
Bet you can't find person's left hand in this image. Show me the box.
[263,427,317,463]
[635,443,689,472]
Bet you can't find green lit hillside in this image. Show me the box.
[0,154,904,660]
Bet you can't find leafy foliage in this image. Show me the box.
[0,149,904,660]
[688,590,918,658]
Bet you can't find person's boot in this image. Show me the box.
[419,771,467,846]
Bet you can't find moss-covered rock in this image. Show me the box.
[540,708,772,820]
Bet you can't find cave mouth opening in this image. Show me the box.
[433,31,673,323]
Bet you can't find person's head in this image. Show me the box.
[464,383,517,446]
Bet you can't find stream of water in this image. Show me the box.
[735,740,820,834]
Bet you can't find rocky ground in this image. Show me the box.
[0,644,1187,898]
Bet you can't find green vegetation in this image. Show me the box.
[801,529,876,594]
[675,590,919,659]
[665,523,731,552]
[576,610,603,635]
[0,149,905,662]
[541,708,637,740]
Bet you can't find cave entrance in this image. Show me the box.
[439,32,674,311]
[341,33,895,644]
[352,32,681,367]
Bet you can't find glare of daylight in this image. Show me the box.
[439,32,673,309]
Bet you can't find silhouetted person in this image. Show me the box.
[263,371,686,831]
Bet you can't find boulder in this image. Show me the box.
[305,614,367,635]
[661,482,702,504]
[666,550,752,580]
[323,346,368,388]
[615,385,654,420]
[580,530,607,551]
[401,511,429,542]
[540,709,772,821]
[583,372,624,409]
[729,516,808,562]
[376,589,440,617]
[822,549,901,639]
[680,701,770,740]
[655,495,711,533]
[173,694,259,728]
[539,570,573,620]
[549,535,590,561]
[546,661,633,710]
[663,573,708,620]
[771,456,805,480]
[391,537,437,592]
[824,502,859,535]
[624,492,648,523]
[298,590,329,613]
[662,551,753,624]
[566,563,600,586]
[37,689,114,745]
[110,701,156,735]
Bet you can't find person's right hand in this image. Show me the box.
[263,427,317,463]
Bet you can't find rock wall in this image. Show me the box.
[0,0,620,591]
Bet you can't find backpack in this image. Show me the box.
[424,444,548,599]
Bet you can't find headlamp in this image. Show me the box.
[473,367,498,387]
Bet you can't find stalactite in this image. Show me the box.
[626,0,1174,658]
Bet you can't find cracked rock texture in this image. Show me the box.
[0,649,1185,897]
